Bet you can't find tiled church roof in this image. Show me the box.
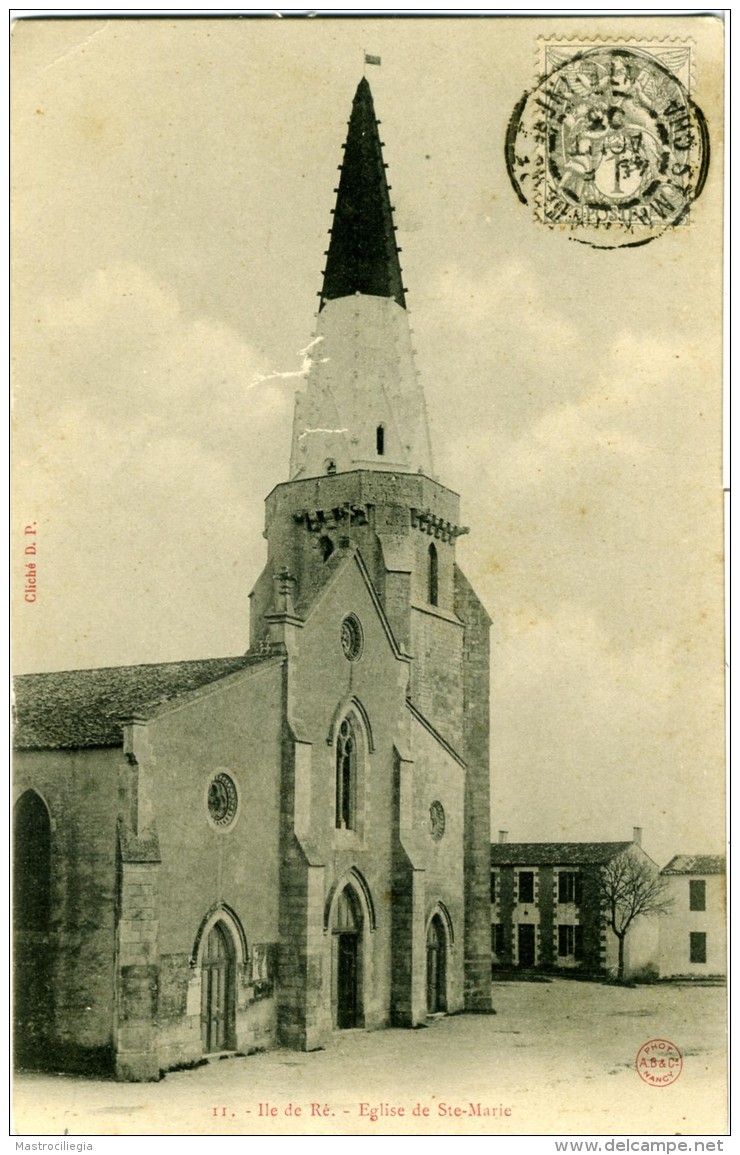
[13,655,264,750]
[490,841,634,866]
[661,854,725,875]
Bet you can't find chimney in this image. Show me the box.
[498,830,508,844]
[632,826,642,846]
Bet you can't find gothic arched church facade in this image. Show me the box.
[14,78,492,1082]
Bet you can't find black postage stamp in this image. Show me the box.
[506,41,709,248]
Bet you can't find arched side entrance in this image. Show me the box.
[14,790,53,1065]
[200,922,236,1053]
[426,914,447,1014]
[331,886,363,1029]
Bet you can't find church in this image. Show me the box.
[13,78,493,1082]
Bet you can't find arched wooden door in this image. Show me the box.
[200,922,236,1053]
[332,887,363,1029]
[426,915,447,1014]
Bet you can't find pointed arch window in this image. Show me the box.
[376,424,385,456]
[335,718,356,830]
[428,542,439,607]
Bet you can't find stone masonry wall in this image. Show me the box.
[115,841,160,1082]
[13,748,120,1075]
[455,567,493,1011]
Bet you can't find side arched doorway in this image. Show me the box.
[426,914,447,1014]
[14,790,53,1065]
[200,921,236,1053]
[332,887,363,1029]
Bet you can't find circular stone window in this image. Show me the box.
[429,801,446,841]
[341,614,364,661]
[207,772,239,828]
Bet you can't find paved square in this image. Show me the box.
[13,980,727,1135]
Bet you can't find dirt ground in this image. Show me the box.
[12,980,727,1137]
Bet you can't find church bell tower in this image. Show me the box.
[251,77,493,1015]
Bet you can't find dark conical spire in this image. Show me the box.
[320,78,406,310]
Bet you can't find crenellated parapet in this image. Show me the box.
[289,501,468,545]
[292,504,371,533]
[410,508,469,544]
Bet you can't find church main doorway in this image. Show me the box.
[426,915,447,1014]
[200,922,235,1053]
[332,887,363,1029]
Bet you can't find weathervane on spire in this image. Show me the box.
[363,51,381,76]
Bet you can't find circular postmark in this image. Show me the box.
[635,1038,683,1086]
[506,47,709,248]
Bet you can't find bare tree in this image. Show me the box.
[599,852,673,980]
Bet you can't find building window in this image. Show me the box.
[429,800,446,841]
[557,925,584,959]
[689,880,706,911]
[518,871,534,904]
[558,925,575,957]
[335,718,356,830]
[340,614,364,661]
[491,923,506,956]
[428,543,439,606]
[558,872,582,905]
[207,773,239,828]
[689,932,707,964]
[376,424,385,456]
[490,872,497,904]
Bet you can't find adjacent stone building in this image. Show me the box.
[658,855,726,977]
[489,830,660,978]
[13,78,492,1081]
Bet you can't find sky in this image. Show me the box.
[11,15,726,869]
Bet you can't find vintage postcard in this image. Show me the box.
[11,13,726,1142]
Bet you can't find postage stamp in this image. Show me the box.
[506,40,709,248]
[635,1038,683,1087]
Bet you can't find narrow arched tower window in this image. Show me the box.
[428,542,439,607]
[376,424,385,456]
[335,718,356,830]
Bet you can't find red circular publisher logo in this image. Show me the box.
[635,1038,683,1086]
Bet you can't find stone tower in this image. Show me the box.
[250,77,492,1019]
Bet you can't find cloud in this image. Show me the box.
[13,263,295,671]
[425,258,579,353]
[449,318,724,860]
[489,599,724,858]
[18,261,292,470]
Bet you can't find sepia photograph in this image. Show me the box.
[11,12,727,1141]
